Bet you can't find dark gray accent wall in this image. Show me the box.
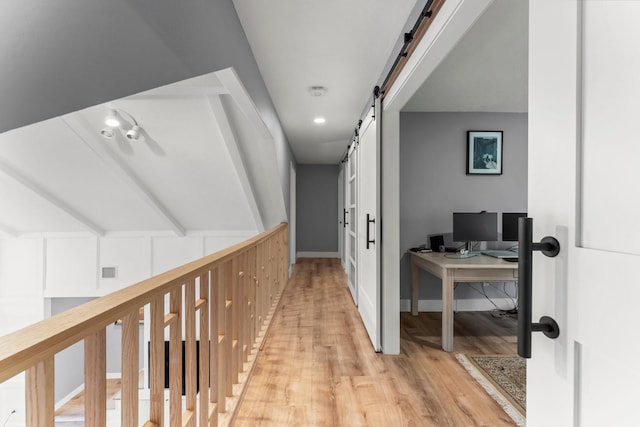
[400,112,528,301]
[297,165,339,253]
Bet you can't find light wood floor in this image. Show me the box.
[234,258,519,427]
[54,378,122,419]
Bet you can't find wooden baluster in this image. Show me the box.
[261,243,267,332]
[149,295,165,426]
[232,257,241,384]
[238,253,247,366]
[211,267,220,413]
[224,261,234,398]
[209,267,220,427]
[256,243,264,331]
[216,262,232,413]
[85,329,106,427]
[122,310,140,427]
[264,243,271,314]
[249,247,257,356]
[26,356,54,427]
[185,278,197,426]
[198,271,211,426]
[169,287,182,426]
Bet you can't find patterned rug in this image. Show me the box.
[456,354,526,427]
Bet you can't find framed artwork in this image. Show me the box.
[467,130,503,175]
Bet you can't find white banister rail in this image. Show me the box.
[0,223,288,427]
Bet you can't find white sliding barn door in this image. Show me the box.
[527,2,640,425]
[345,143,358,303]
[357,105,380,351]
[338,166,345,267]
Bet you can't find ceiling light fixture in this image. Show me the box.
[105,109,121,127]
[100,128,114,139]
[100,107,143,141]
[125,125,141,141]
[314,117,326,124]
[309,86,328,97]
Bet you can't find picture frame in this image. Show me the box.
[467,131,503,175]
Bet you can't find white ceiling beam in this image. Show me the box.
[207,95,264,231]
[61,116,186,237]
[0,159,105,236]
[0,222,19,237]
[124,85,229,100]
[215,68,273,140]
[214,67,287,228]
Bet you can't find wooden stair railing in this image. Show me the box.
[0,223,288,427]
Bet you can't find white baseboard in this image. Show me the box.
[55,373,122,411]
[55,383,84,411]
[296,251,339,258]
[400,298,517,313]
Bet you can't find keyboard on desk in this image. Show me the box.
[481,250,519,259]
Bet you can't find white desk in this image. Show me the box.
[410,251,518,352]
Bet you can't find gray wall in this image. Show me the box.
[297,165,339,254]
[400,112,528,303]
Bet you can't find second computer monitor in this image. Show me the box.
[502,212,527,241]
[452,212,498,245]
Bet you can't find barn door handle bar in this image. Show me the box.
[517,217,561,359]
[343,209,349,228]
[366,214,375,249]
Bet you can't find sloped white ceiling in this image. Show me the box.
[403,0,528,113]
[0,71,276,236]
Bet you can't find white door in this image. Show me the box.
[338,166,346,269]
[528,2,640,425]
[357,105,380,351]
[346,143,358,303]
[289,163,296,272]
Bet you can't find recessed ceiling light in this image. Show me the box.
[314,117,326,124]
[309,86,328,97]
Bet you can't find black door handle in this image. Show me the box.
[517,217,561,358]
[366,214,375,249]
[343,209,349,228]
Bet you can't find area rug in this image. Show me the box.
[456,354,526,427]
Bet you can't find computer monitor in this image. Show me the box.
[452,212,498,252]
[502,212,527,241]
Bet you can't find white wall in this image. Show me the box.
[29,230,254,298]
[0,239,44,333]
[0,238,44,424]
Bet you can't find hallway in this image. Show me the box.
[234,258,518,426]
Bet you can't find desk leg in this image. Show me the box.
[411,260,419,316]
[441,272,454,352]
